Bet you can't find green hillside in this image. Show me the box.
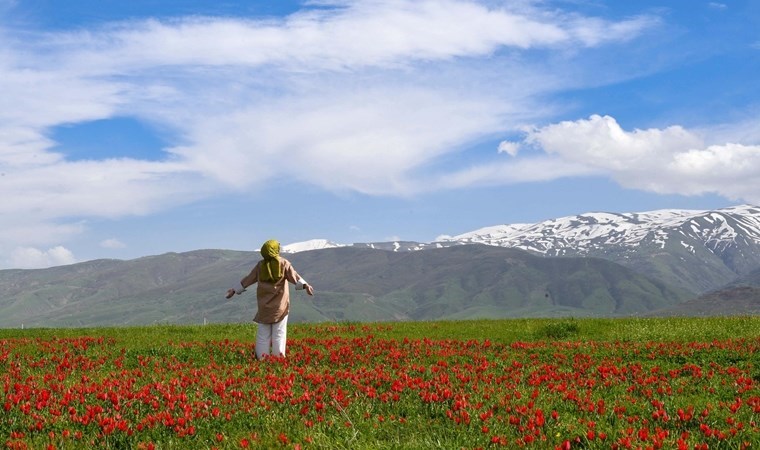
[0,245,695,328]
[649,267,760,317]
[290,245,693,321]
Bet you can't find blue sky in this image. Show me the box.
[0,0,758,269]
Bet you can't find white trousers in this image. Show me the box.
[255,315,288,359]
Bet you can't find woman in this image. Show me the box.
[225,239,314,359]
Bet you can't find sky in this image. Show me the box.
[0,0,758,269]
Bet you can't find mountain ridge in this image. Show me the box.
[3,204,760,328]
[0,245,694,328]
[285,204,760,293]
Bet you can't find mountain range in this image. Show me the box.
[1,204,759,327]
[286,204,760,294]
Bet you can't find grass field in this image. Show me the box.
[2,317,759,449]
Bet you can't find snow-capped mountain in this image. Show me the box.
[284,205,760,294]
[438,204,760,258]
[442,204,760,293]
[284,239,440,253]
[282,239,344,253]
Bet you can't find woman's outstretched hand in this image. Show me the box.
[225,288,236,299]
[305,285,314,296]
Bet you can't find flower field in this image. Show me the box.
[1,318,760,449]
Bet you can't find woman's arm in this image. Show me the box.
[225,262,261,298]
[298,278,315,296]
[284,260,314,296]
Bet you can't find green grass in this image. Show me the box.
[3,316,760,345]
[2,317,760,449]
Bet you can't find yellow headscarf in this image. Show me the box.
[259,239,282,282]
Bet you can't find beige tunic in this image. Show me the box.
[239,257,304,324]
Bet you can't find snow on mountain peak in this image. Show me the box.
[437,224,532,243]
[445,205,760,256]
[282,239,343,253]
[280,205,760,257]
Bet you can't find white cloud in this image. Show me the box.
[44,1,589,74]
[565,15,661,47]
[525,115,704,171]
[100,238,126,249]
[523,115,760,203]
[497,140,520,156]
[701,115,760,145]
[0,159,207,219]
[0,218,85,247]
[10,246,77,269]
[419,156,597,192]
[188,85,515,195]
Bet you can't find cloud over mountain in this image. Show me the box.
[523,115,760,203]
